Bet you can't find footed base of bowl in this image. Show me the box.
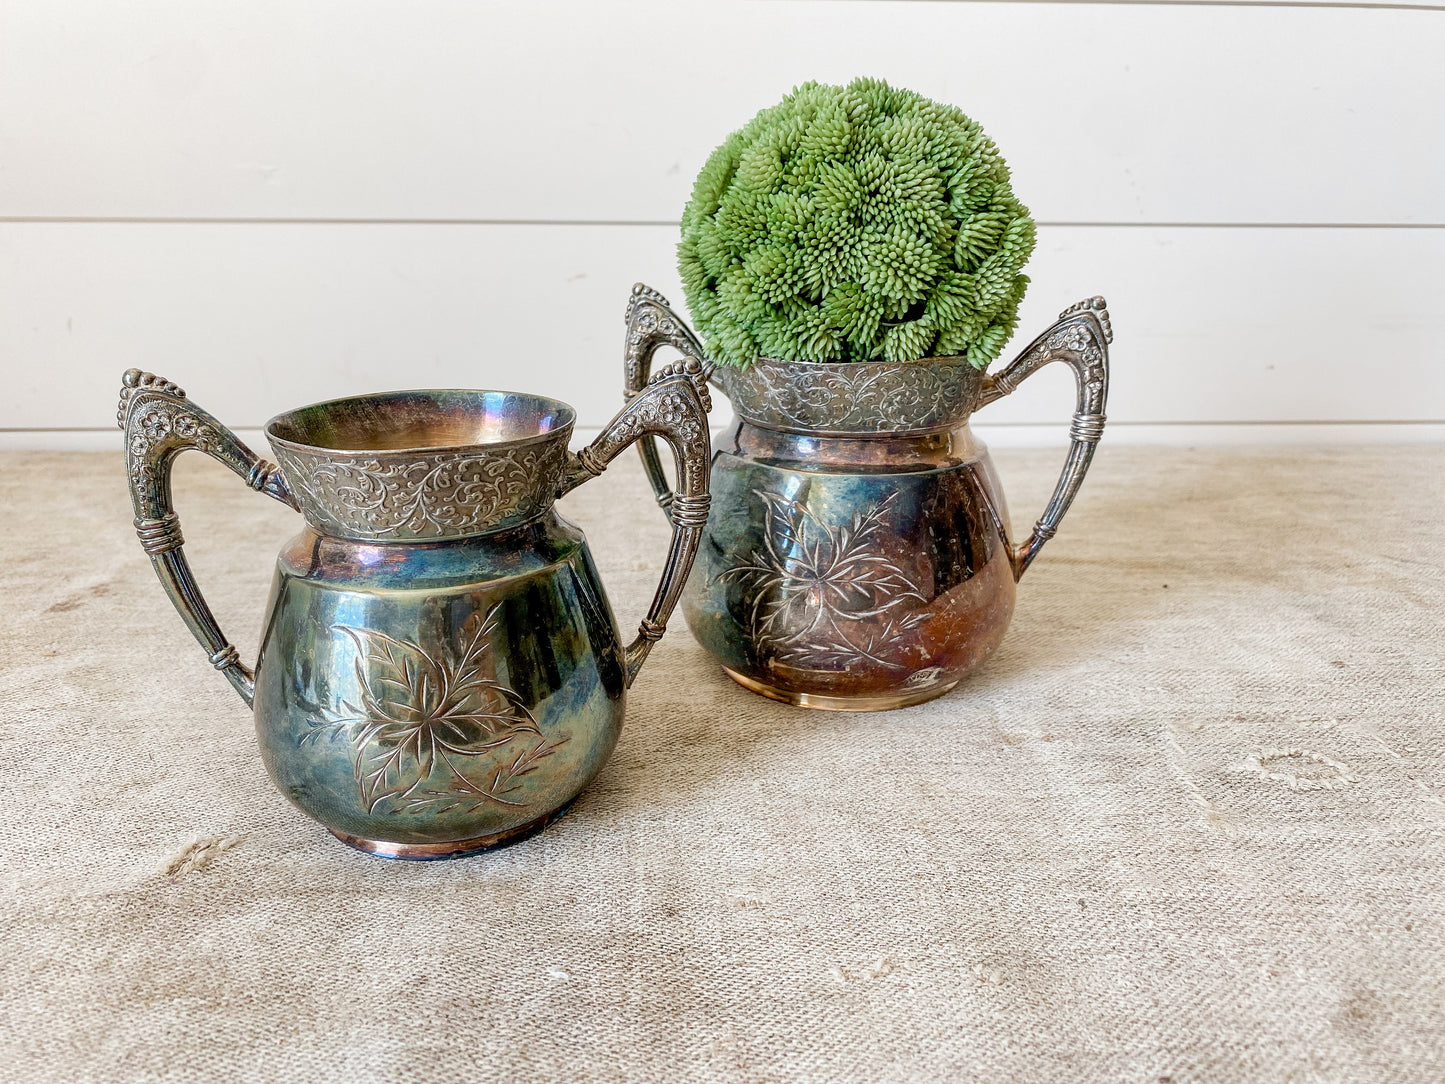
[328,802,573,860]
[723,667,959,713]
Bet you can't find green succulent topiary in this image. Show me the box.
[678,78,1036,369]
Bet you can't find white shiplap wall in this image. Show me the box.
[1,0,1442,445]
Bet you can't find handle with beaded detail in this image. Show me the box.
[622,283,717,520]
[118,369,297,705]
[560,360,712,686]
[976,297,1112,580]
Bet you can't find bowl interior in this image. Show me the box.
[266,389,574,453]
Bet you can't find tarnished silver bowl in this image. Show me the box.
[119,364,712,856]
[622,284,1111,711]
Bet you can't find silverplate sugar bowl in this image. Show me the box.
[119,364,711,857]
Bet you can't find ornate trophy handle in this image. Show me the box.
[622,283,717,520]
[561,360,712,686]
[976,297,1113,580]
[118,369,298,706]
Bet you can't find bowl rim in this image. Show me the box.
[263,388,576,457]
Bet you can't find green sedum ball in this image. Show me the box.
[678,78,1035,369]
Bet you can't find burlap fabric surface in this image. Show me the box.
[1,445,1441,1083]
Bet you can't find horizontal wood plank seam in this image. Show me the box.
[804,0,1445,11]
[3,218,1443,229]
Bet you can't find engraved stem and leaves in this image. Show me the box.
[718,490,928,670]
[303,603,566,815]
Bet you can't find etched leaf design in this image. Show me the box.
[304,603,553,814]
[717,489,928,670]
[392,736,570,817]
